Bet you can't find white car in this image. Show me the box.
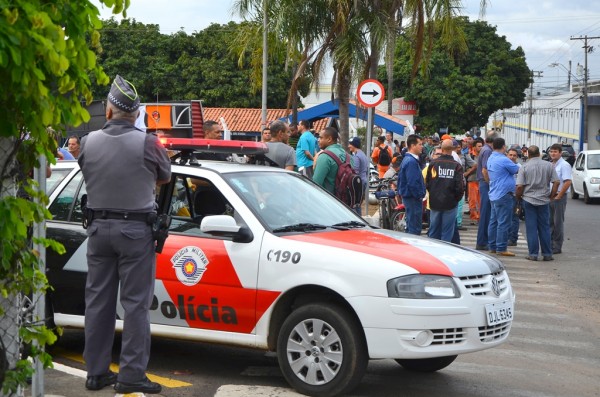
[571,149,600,204]
[46,139,514,396]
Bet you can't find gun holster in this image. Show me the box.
[81,194,91,229]
[152,214,171,253]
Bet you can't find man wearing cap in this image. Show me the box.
[79,75,171,394]
[348,136,369,214]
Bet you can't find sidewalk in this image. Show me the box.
[27,365,150,397]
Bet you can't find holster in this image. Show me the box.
[152,214,171,253]
[81,194,91,229]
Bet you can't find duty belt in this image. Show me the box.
[90,210,154,223]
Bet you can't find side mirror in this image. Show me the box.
[200,215,253,243]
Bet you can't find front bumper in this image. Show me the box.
[348,271,515,359]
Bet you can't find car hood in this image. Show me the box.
[283,228,503,278]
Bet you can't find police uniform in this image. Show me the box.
[78,75,171,393]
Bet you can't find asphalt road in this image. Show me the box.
[36,196,600,397]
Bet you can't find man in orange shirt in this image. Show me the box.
[371,135,393,178]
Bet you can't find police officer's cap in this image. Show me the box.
[107,75,140,112]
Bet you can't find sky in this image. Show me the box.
[94,0,600,96]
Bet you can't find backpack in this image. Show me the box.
[322,150,364,207]
[378,145,391,166]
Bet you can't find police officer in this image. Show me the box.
[79,75,171,394]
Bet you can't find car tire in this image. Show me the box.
[395,355,458,372]
[584,185,591,204]
[277,303,368,397]
[571,188,579,200]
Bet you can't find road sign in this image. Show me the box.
[356,79,385,108]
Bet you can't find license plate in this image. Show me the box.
[485,300,513,326]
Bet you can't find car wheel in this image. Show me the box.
[584,185,591,204]
[277,303,368,397]
[395,355,458,372]
[571,188,579,200]
[392,210,406,232]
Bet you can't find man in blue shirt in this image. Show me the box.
[348,136,369,215]
[296,120,317,178]
[398,134,426,235]
[487,137,520,256]
[475,130,498,250]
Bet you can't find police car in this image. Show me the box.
[46,139,514,397]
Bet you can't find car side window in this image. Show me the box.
[49,171,84,222]
[168,174,238,237]
[575,154,582,169]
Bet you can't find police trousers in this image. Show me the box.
[83,218,155,383]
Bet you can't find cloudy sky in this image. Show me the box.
[94,0,600,94]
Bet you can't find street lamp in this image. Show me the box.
[549,61,581,90]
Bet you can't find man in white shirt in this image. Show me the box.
[548,143,572,254]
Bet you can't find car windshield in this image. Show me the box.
[224,171,367,232]
[588,154,600,170]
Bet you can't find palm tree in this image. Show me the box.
[232,0,486,146]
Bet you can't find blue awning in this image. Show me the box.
[280,100,407,135]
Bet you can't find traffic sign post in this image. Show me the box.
[356,79,385,218]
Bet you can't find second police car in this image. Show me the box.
[46,138,514,397]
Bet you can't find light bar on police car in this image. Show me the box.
[159,138,268,155]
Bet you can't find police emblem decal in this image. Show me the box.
[171,246,209,286]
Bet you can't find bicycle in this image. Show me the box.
[374,178,406,232]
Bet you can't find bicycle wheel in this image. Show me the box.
[391,209,406,232]
[379,199,390,229]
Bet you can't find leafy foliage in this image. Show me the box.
[92,19,296,108]
[381,17,530,133]
[0,0,126,392]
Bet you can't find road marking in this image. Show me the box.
[215,385,302,396]
[52,347,192,388]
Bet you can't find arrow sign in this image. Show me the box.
[356,79,385,108]
[361,89,379,97]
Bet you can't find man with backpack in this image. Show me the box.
[371,135,393,178]
[313,127,363,210]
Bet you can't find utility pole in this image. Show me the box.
[527,70,543,140]
[261,0,268,131]
[571,35,599,150]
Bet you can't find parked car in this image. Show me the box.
[542,143,576,166]
[45,139,514,396]
[571,149,600,204]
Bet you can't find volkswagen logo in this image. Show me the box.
[491,277,501,296]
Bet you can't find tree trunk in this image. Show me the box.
[336,71,351,148]
[387,8,403,115]
[0,136,23,397]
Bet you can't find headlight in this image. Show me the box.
[589,177,600,184]
[387,274,460,299]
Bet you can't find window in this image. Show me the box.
[49,171,84,222]
[167,174,237,237]
[46,168,72,196]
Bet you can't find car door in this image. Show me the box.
[46,167,89,317]
[572,153,585,194]
[147,170,273,337]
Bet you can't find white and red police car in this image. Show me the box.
[46,139,514,397]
